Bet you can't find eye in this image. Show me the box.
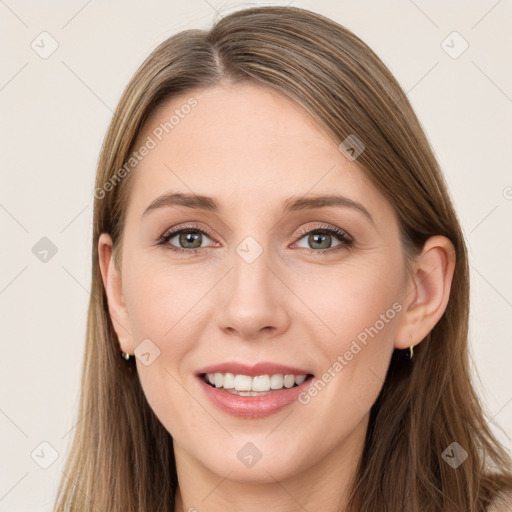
[157,224,217,254]
[293,224,353,255]
[157,223,353,256]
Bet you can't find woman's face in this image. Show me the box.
[104,82,411,483]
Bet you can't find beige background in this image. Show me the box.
[0,0,511,510]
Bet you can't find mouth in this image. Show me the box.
[199,372,315,396]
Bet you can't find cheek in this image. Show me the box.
[294,266,401,420]
[135,362,201,445]
[295,258,403,409]
[124,257,206,439]
[121,257,204,432]
[123,253,204,342]
[298,258,403,346]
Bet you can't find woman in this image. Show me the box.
[54,6,512,511]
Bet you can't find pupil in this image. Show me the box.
[181,230,201,248]
[310,233,330,249]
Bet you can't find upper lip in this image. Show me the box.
[196,361,314,377]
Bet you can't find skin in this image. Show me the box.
[99,82,455,512]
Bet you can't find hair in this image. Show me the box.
[54,5,512,511]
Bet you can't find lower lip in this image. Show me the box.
[197,375,313,419]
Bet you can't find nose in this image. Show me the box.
[216,244,291,341]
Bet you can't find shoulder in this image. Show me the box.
[487,489,512,512]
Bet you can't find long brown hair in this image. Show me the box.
[54,6,512,511]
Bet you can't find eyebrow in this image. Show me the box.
[141,192,374,224]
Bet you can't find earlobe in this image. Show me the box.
[395,235,456,350]
[98,233,133,354]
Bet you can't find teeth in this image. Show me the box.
[295,375,306,385]
[234,374,252,391]
[252,375,271,392]
[283,375,295,388]
[270,374,283,389]
[222,373,235,389]
[204,372,309,391]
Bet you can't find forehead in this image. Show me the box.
[126,82,390,221]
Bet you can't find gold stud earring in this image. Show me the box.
[118,338,132,361]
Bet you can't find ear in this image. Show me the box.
[98,233,134,356]
[395,235,456,350]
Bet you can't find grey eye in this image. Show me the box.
[169,229,211,249]
[296,231,342,250]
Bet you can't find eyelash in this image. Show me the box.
[157,223,354,256]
